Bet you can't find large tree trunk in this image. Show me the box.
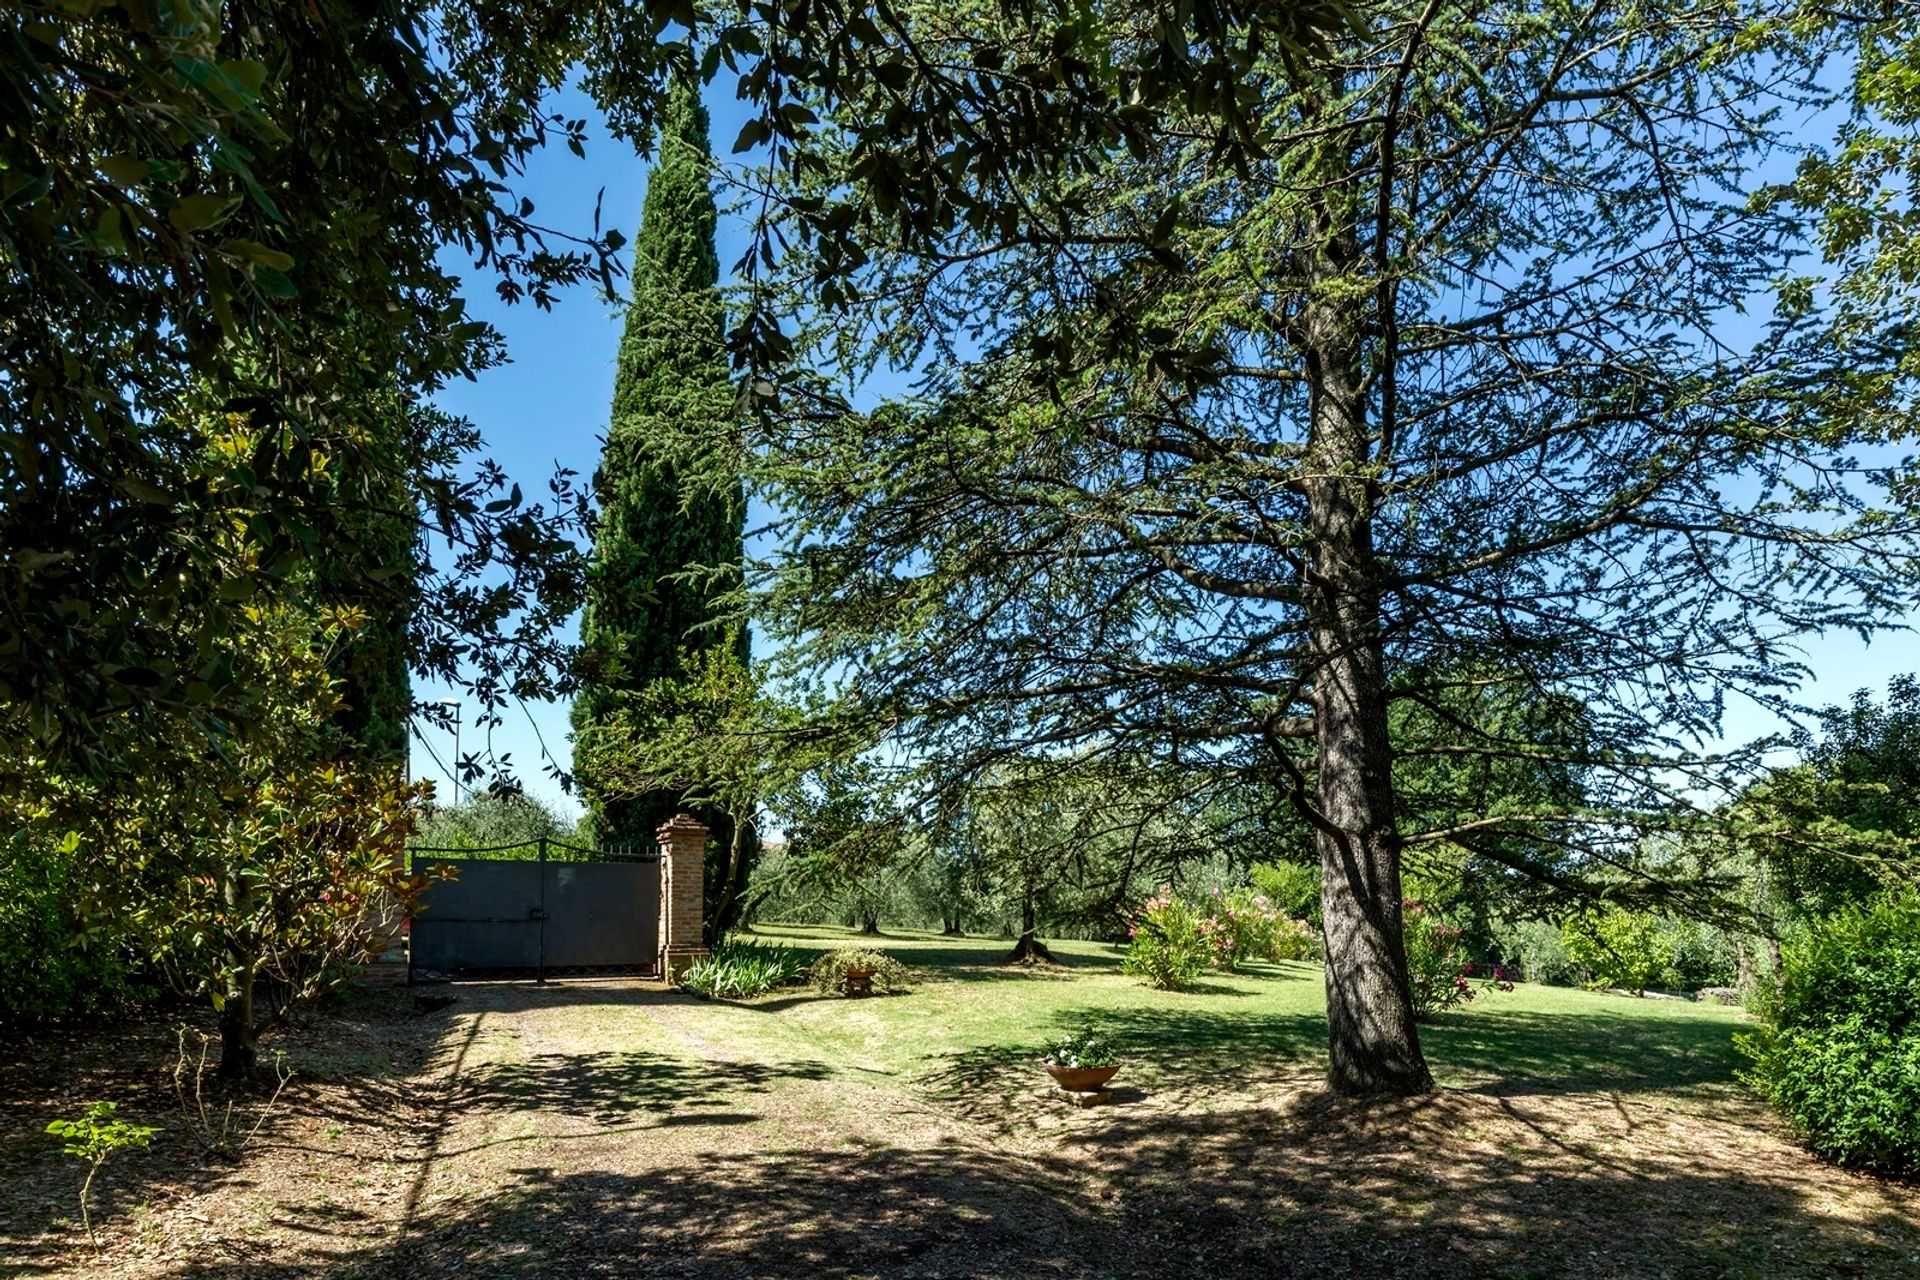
[1301,230,1432,1098]
[942,913,964,937]
[1005,888,1052,963]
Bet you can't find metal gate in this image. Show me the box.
[407,839,661,981]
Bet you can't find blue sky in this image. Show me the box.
[409,80,1919,818]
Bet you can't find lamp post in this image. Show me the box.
[438,698,462,805]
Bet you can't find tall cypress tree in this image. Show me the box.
[323,410,418,769]
[574,80,751,921]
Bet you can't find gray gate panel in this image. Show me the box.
[539,862,659,967]
[408,852,661,975]
[410,859,544,970]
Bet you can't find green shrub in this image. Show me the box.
[808,947,913,995]
[1740,894,1920,1173]
[1250,860,1323,926]
[1561,906,1668,994]
[1122,888,1210,991]
[0,831,146,1023]
[681,937,810,998]
[1502,917,1580,985]
[1663,917,1740,990]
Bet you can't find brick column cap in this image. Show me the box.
[657,812,710,840]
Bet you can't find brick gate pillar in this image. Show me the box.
[657,813,711,981]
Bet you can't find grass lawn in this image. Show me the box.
[730,924,1751,1101]
[2,924,1914,1279]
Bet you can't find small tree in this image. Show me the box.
[1562,907,1670,996]
[51,604,429,1079]
[773,757,911,936]
[46,1101,157,1249]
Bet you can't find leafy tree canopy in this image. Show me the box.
[730,2,1920,1093]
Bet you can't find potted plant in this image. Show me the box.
[808,947,912,998]
[1042,1029,1121,1092]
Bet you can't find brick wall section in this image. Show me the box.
[657,813,711,981]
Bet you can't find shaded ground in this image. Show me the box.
[3,931,1916,1279]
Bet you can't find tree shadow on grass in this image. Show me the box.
[153,1086,1920,1280]
[1420,1005,1746,1097]
[921,1005,1329,1128]
[448,1049,831,1125]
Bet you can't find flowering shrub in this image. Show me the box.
[1404,899,1514,1021]
[1266,913,1320,962]
[1043,1028,1119,1070]
[1198,887,1258,970]
[1198,887,1320,968]
[1122,888,1210,990]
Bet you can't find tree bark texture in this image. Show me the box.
[1302,232,1433,1097]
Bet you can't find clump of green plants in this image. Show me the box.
[1740,894,1920,1173]
[1560,906,1669,995]
[808,946,913,995]
[1121,887,1211,991]
[1250,859,1323,926]
[46,1101,158,1249]
[681,937,810,998]
[1404,900,1513,1021]
[1042,1028,1119,1070]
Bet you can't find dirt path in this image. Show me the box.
[7,980,1919,1279]
[381,981,1087,1279]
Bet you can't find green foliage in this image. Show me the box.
[1502,918,1581,986]
[767,756,912,933]
[2,4,615,766]
[6,599,430,1076]
[1122,888,1211,992]
[680,937,810,998]
[411,791,578,853]
[45,1100,158,1165]
[1734,677,1920,922]
[1741,895,1920,1173]
[741,1,1920,1090]
[807,947,913,996]
[0,830,147,1022]
[1249,861,1323,927]
[1561,908,1670,995]
[572,78,753,932]
[1042,1028,1119,1069]
[45,1101,158,1248]
[576,650,780,936]
[573,78,746,842]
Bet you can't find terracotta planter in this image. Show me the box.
[842,967,878,997]
[1045,1063,1120,1092]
